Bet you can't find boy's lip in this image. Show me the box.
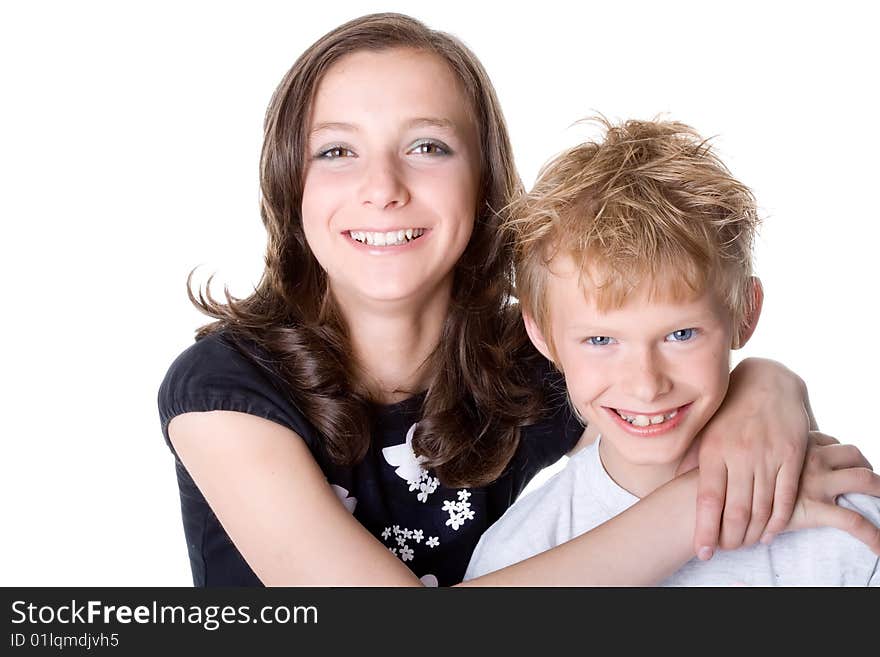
[601,402,693,437]
[610,404,685,417]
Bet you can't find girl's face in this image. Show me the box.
[301,48,481,310]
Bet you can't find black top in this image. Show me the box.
[158,331,583,586]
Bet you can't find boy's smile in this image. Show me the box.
[525,256,744,497]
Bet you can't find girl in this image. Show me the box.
[158,13,880,586]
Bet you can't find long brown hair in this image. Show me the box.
[190,13,545,487]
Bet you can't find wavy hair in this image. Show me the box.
[189,13,545,487]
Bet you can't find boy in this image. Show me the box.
[465,118,880,585]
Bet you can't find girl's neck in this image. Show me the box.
[334,283,452,405]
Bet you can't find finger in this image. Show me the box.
[694,462,727,560]
[718,470,754,550]
[816,444,873,471]
[764,462,800,537]
[743,471,773,546]
[821,468,880,500]
[809,431,838,447]
[808,504,880,556]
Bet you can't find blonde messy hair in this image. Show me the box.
[509,117,761,353]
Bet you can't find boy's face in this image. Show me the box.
[527,257,738,490]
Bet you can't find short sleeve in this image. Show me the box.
[157,332,319,459]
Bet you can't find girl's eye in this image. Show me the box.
[316,146,355,160]
[586,336,614,347]
[666,328,696,342]
[408,141,450,156]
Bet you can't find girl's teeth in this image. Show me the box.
[350,228,424,246]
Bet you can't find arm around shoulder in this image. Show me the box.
[459,471,701,586]
[168,410,421,586]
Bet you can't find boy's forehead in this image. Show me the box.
[544,255,727,326]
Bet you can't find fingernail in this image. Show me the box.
[697,546,714,561]
[760,532,775,545]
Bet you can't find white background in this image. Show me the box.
[1,0,877,585]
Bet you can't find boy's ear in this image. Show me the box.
[733,276,764,349]
[522,310,556,365]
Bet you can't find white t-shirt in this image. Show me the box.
[464,438,880,586]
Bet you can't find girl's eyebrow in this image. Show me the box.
[310,117,457,137]
[405,117,456,130]
[309,121,356,137]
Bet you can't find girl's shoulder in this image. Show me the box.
[157,330,320,458]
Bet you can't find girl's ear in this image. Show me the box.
[733,277,764,349]
[522,310,556,365]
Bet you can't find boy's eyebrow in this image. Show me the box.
[566,311,722,335]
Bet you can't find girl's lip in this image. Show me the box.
[602,402,693,437]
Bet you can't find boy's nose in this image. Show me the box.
[359,155,410,210]
[622,348,673,403]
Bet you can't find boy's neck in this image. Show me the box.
[597,438,682,499]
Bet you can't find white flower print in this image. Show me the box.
[390,547,398,556]
[383,423,440,503]
[381,527,392,540]
[412,530,424,543]
[396,535,407,547]
[402,529,413,540]
[330,484,357,513]
[446,514,464,531]
[382,423,426,483]
[441,490,475,532]
[400,545,414,562]
[426,536,439,548]
[416,475,440,503]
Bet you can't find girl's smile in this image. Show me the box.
[301,48,481,307]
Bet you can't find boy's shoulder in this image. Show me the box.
[772,492,880,586]
[465,443,616,580]
[463,446,589,578]
[490,444,593,537]
[837,492,880,520]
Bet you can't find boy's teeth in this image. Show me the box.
[349,228,424,246]
[633,415,651,427]
[615,408,679,426]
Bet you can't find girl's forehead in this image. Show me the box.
[310,48,473,125]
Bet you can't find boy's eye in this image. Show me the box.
[316,146,356,160]
[408,140,450,156]
[586,336,614,346]
[666,328,696,342]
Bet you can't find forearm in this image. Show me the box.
[458,471,699,586]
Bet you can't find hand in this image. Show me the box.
[675,358,811,559]
[782,432,880,555]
